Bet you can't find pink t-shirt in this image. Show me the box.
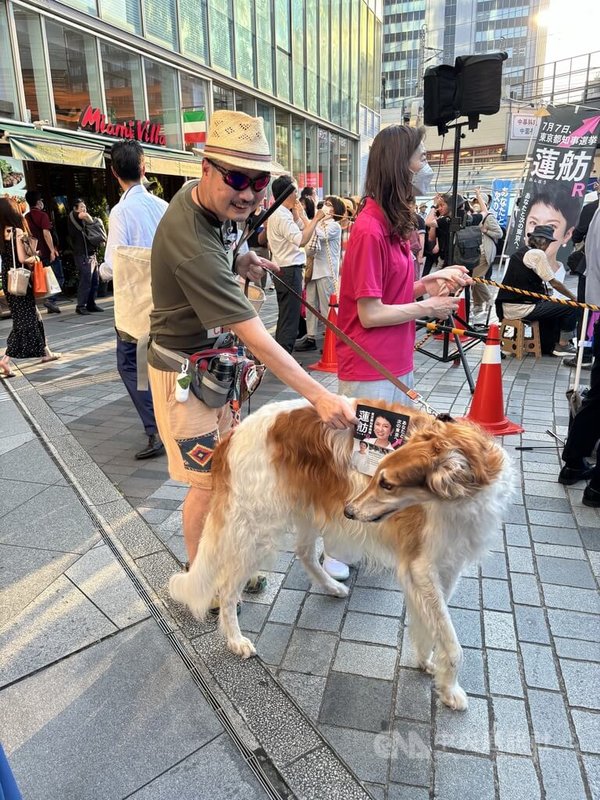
[336,198,415,381]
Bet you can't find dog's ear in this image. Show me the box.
[426,449,476,499]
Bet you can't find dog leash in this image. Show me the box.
[256,268,443,417]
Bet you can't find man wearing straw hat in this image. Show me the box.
[148,111,357,593]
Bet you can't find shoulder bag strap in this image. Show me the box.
[71,213,89,258]
[11,227,19,268]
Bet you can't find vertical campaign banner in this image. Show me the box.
[490,179,513,229]
[508,106,600,262]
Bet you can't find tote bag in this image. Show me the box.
[32,258,50,297]
[7,228,31,296]
[44,265,61,295]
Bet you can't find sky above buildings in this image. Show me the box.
[542,0,598,64]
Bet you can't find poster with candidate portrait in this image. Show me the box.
[507,106,600,272]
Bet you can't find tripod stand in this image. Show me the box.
[416,116,485,393]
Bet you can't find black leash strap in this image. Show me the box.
[233,183,296,261]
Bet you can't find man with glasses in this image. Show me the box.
[148,111,356,606]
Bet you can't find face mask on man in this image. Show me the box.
[411,162,434,195]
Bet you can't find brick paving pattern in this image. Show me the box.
[1,286,599,800]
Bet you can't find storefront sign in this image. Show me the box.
[508,105,600,256]
[490,179,513,228]
[296,172,323,190]
[510,112,540,140]
[79,106,167,147]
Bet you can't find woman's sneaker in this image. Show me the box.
[322,554,350,581]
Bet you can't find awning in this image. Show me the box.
[8,129,105,169]
[1,119,203,176]
[144,152,202,178]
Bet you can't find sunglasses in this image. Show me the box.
[206,158,270,192]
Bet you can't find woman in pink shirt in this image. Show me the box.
[337,125,470,403]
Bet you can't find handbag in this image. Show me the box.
[32,257,50,297]
[44,265,61,295]
[7,228,31,296]
[304,255,314,283]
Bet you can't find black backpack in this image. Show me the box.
[454,225,482,270]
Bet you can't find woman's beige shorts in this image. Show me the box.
[148,364,232,489]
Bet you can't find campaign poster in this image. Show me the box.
[490,179,513,229]
[351,404,411,477]
[507,106,600,273]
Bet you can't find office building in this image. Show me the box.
[382,0,548,111]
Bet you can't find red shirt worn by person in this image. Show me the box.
[337,197,415,381]
[25,207,53,261]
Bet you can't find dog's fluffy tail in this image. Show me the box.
[168,520,222,618]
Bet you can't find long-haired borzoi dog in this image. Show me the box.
[170,399,513,710]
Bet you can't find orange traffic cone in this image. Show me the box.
[463,324,523,436]
[308,294,338,373]
[434,297,467,339]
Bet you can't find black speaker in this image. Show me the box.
[454,52,508,117]
[423,64,458,127]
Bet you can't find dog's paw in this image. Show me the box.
[418,657,435,675]
[326,581,350,598]
[439,684,468,711]
[228,636,257,659]
[168,573,187,604]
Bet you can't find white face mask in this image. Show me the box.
[411,162,434,195]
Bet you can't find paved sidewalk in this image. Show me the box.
[1,291,599,800]
[0,383,274,800]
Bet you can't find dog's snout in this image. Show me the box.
[343,504,355,520]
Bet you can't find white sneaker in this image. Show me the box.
[322,554,350,581]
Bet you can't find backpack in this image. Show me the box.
[454,225,483,270]
[69,212,107,251]
[113,246,153,340]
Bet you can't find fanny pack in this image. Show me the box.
[152,336,265,409]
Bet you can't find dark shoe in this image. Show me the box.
[135,434,165,460]
[86,304,104,312]
[582,484,600,507]
[243,574,267,594]
[208,599,242,617]
[558,463,594,485]
[295,337,317,352]
[75,306,91,315]
[45,300,61,314]
[563,355,592,369]
[553,342,577,357]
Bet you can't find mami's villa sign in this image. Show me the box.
[78,105,167,147]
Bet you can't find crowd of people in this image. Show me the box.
[1,110,598,611]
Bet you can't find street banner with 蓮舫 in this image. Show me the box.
[508,105,600,257]
[490,179,513,229]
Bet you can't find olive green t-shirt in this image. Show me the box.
[148,180,256,368]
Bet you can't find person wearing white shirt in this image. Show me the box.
[266,175,325,353]
[296,195,344,352]
[100,140,168,460]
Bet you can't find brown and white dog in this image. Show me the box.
[169,399,513,710]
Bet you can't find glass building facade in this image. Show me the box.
[382,0,546,110]
[0,0,384,196]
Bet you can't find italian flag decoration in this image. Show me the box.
[183,109,206,146]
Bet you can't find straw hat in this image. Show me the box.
[195,111,283,174]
